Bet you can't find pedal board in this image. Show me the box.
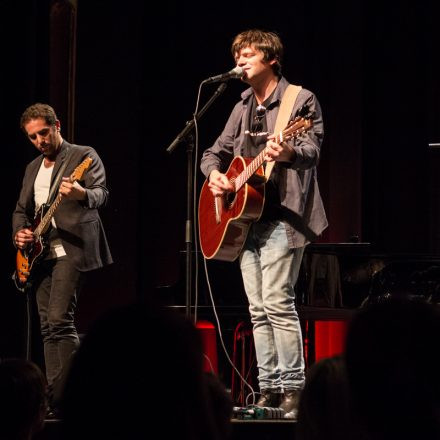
[232,406,286,420]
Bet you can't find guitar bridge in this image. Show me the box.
[214,197,222,224]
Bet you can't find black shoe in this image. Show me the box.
[279,389,301,418]
[46,407,61,420]
[256,389,282,407]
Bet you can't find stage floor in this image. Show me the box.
[36,417,297,440]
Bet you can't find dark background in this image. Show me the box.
[0,0,438,378]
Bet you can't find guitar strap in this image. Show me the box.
[265,84,302,179]
[46,145,73,205]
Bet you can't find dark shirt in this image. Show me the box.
[242,91,282,222]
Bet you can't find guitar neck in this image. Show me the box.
[32,156,93,238]
[234,131,284,192]
[234,149,266,192]
[34,192,63,238]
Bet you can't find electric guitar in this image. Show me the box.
[198,117,313,261]
[13,157,93,291]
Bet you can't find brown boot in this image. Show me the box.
[256,389,282,407]
[279,389,301,417]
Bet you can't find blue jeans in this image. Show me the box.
[239,221,305,391]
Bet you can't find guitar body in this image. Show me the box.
[14,207,49,290]
[198,156,265,261]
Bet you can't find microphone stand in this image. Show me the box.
[166,82,227,319]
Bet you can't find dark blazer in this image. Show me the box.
[12,141,113,272]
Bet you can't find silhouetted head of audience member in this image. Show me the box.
[296,355,358,440]
[204,371,233,439]
[60,299,229,439]
[0,358,48,440]
[345,298,440,440]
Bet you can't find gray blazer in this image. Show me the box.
[12,141,113,271]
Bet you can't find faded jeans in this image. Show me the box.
[239,220,305,391]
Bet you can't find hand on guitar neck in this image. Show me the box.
[59,177,87,201]
[264,135,296,163]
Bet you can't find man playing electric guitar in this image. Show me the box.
[200,30,328,418]
[12,103,112,416]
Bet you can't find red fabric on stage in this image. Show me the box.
[196,320,218,374]
[314,320,348,361]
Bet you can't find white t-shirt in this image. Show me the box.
[34,160,66,258]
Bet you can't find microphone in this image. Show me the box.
[203,66,244,84]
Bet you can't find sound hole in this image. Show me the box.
[225,191,236,208]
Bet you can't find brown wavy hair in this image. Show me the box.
[20,103,58,132]
[231,29,283,76]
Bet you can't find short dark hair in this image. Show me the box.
[231,29,283,76]
[20,103,58,132]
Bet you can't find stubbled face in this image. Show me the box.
[24,117,61,159]
[234,45,276,84]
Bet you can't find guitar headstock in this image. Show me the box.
[70,157,93,182]
[282,117,313,142]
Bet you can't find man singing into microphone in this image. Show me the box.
[200,29,327,418]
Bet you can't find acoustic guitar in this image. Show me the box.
[198,117,312,261]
